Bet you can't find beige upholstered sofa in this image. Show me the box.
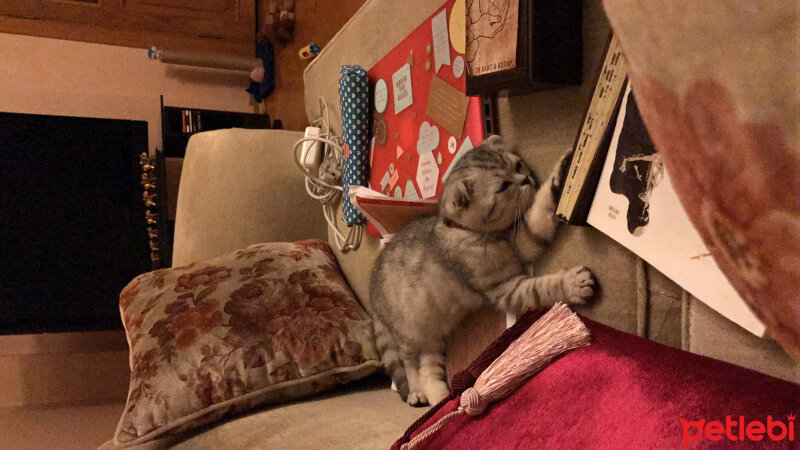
[301,0,798,381]
[105,0,797,447]
[103,129,424,449]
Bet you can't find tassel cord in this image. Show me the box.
[400,303,590,450]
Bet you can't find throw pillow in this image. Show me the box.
[394,310,800,449]
[114,240,381,447]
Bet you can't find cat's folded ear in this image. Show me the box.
[451,179,474,210]
[482,134,514,153]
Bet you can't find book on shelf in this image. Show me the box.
[555,33,628,225]
[584,83,765,337]
[161,104,271,158]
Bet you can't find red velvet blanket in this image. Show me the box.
[394,310,800,449]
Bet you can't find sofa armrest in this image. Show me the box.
[172,129,327,266]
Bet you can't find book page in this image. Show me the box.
[587,85,765,336]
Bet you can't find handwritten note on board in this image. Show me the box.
[427,75,469,138]
[416,151,439,198]
[392,64,413,114]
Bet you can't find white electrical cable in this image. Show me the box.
[293,97,363,252]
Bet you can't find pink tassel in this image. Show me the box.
[401,303,591,450]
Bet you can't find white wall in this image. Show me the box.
[0,33,258,408]
[0,33,257,154]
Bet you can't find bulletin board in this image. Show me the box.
[366,0,484,237]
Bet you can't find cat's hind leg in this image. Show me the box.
[374,319,410,401]
[401,347,428,406]
[419,346,449,406]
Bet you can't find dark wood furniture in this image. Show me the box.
[0,0,256,56]
[466,0,582,96]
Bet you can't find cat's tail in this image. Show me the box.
[373,319,409,401]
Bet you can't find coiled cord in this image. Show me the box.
[292,97,362,252]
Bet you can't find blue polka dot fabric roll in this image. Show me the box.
[339,65,371,227]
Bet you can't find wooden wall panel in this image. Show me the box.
[0,0,255,56]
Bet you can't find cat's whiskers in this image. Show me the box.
[513,194,523,236]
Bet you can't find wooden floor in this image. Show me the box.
[0,401,125,449]
[260,0,368,131]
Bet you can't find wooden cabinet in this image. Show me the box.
[0,0,255,56]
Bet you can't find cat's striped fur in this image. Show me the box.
[369,136,595,406]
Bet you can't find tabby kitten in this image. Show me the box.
[369,135,595,406]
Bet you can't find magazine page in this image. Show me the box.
[586,84,765,336]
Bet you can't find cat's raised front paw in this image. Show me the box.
[550,150,574,200]
[561,266,595,305]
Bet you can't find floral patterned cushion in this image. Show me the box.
[114,240,381,447]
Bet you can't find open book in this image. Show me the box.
[348,186,438,240]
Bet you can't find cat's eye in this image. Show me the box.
[497,181,512,193]
[515,161,523,172]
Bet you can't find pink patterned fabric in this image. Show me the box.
[601,0,800,359]
[115,240,380,447]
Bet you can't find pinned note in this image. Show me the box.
[417,121,440,154]
[404,179,420,199]
[449,0,466,54]
[427,75,469,138]
[374,118,388,145]
[388,169,400,191]
[431,9,451,73]
[442,136,474,182]
[396,145,404,158]
[394,186,403,198]
[453,55,465,78]
[416,151,439,198]
[392,64,413,114]
[374,78,388,113]
[379,170,391,190]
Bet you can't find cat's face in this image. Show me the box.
[441,135,537,232]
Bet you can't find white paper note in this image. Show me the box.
[404,179,420,199]
[417,121,440,154]
[374,78,388,113]
[431,9,451,73]
[452,55,465,78]
[416,151,439,198]
[379,171,391,190]
[392,64,413,114]
[442,136,473,181]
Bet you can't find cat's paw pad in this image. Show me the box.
[407,391,428,407]
[561,266,595,305]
